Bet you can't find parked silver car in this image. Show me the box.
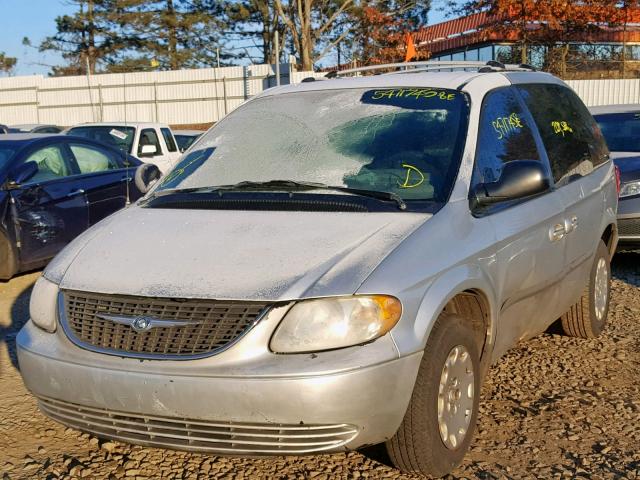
[18,62,618,478]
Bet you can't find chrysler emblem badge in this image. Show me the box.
[131,316,152,332]
[95,313,202,331]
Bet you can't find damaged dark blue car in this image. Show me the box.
[0,134,160,279]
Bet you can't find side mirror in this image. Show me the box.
[8,162,38,187]
[134,163,162,193]
[140,144,158,156]
[470,160,550,211]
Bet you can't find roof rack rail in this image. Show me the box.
[326,60,536,78]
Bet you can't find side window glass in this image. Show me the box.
[517,84,609,185]
[138,129,162,157]
[161,128,178,152]
[472,88,542,187]
[70,143,119,174]
[22,145,71,183]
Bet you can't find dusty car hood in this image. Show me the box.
[53,206,429,301]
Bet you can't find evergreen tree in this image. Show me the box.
[113,0,230,70]
[0,52,17,75]
[224,0,286,64]
[37,0,125,75]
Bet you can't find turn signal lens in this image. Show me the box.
[29,276,59,333]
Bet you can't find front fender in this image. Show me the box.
[390,263,499,361]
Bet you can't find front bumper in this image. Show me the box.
[17,319,422,454]
[616,196,640,250]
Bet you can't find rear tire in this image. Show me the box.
[560,240,610,338]
[386,313,481,478]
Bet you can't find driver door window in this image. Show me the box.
[138,129,162,157]
[22,144,72,183]
[472,88,543,188]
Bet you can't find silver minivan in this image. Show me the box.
[18,62,618,478]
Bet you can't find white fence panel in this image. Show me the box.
[0,63,294,127]
[565,79,640,106]
[2,68,638,127]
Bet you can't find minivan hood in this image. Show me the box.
[55,206,429,301]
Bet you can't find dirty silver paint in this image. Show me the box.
[18,69,618,454]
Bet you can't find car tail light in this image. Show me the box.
[615,165,621,196]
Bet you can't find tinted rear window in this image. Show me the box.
[517,84,609,185]
[593,112,640,153]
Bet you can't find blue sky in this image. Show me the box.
[0,0,74,76]
[0,0,449,76]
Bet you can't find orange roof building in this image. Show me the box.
[416,9,640,70]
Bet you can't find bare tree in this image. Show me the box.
[274,0,354,70]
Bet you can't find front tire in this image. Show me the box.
[560,240,611,338]
[386,313,481,478]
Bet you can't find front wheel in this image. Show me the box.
[560,240,611,338]
[386,313,481,478]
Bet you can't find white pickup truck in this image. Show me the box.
[66,122,181,174]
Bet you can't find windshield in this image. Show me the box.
[157,87,469,202]
[594,112,640,153]
[0,146,16,169]
[175,134,199,151]
[67,126,136,154]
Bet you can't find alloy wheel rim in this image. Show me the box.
[437,345,475,450]
[594,257,608,321]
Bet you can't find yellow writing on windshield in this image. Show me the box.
[372,89,456,101]
[492,113,523,140]
[551,121,573,136]
[160,155,202,186]
[398,163,425,188]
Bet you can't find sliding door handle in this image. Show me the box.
[564,215,578,234]
[549,223,565,242]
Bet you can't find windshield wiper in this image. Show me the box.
[213,180,408,210]
[147,180,407,210]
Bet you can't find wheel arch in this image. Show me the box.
[392,265,497,368]
[600,222,617,258]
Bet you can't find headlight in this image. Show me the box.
[29,276,59,333]
[270,295,402,353]
[620,180,640,198]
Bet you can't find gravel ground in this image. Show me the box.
[1,255,639,480]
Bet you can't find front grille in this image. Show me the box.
[38,397,358,454]
[61,290,269,359]
[618,217,640,236]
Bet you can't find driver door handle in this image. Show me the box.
[67,189,85,198]
[549,223,566,242]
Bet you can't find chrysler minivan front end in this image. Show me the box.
[18,79,471,455]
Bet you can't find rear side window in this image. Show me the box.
[593,112,640,153]
[517,84,609,185]
[161,128,178,152]
[472,87,541,186]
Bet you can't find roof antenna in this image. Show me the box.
[123,72,131,206]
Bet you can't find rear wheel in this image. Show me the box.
[561,240,611,338]
[386,314,481,478]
